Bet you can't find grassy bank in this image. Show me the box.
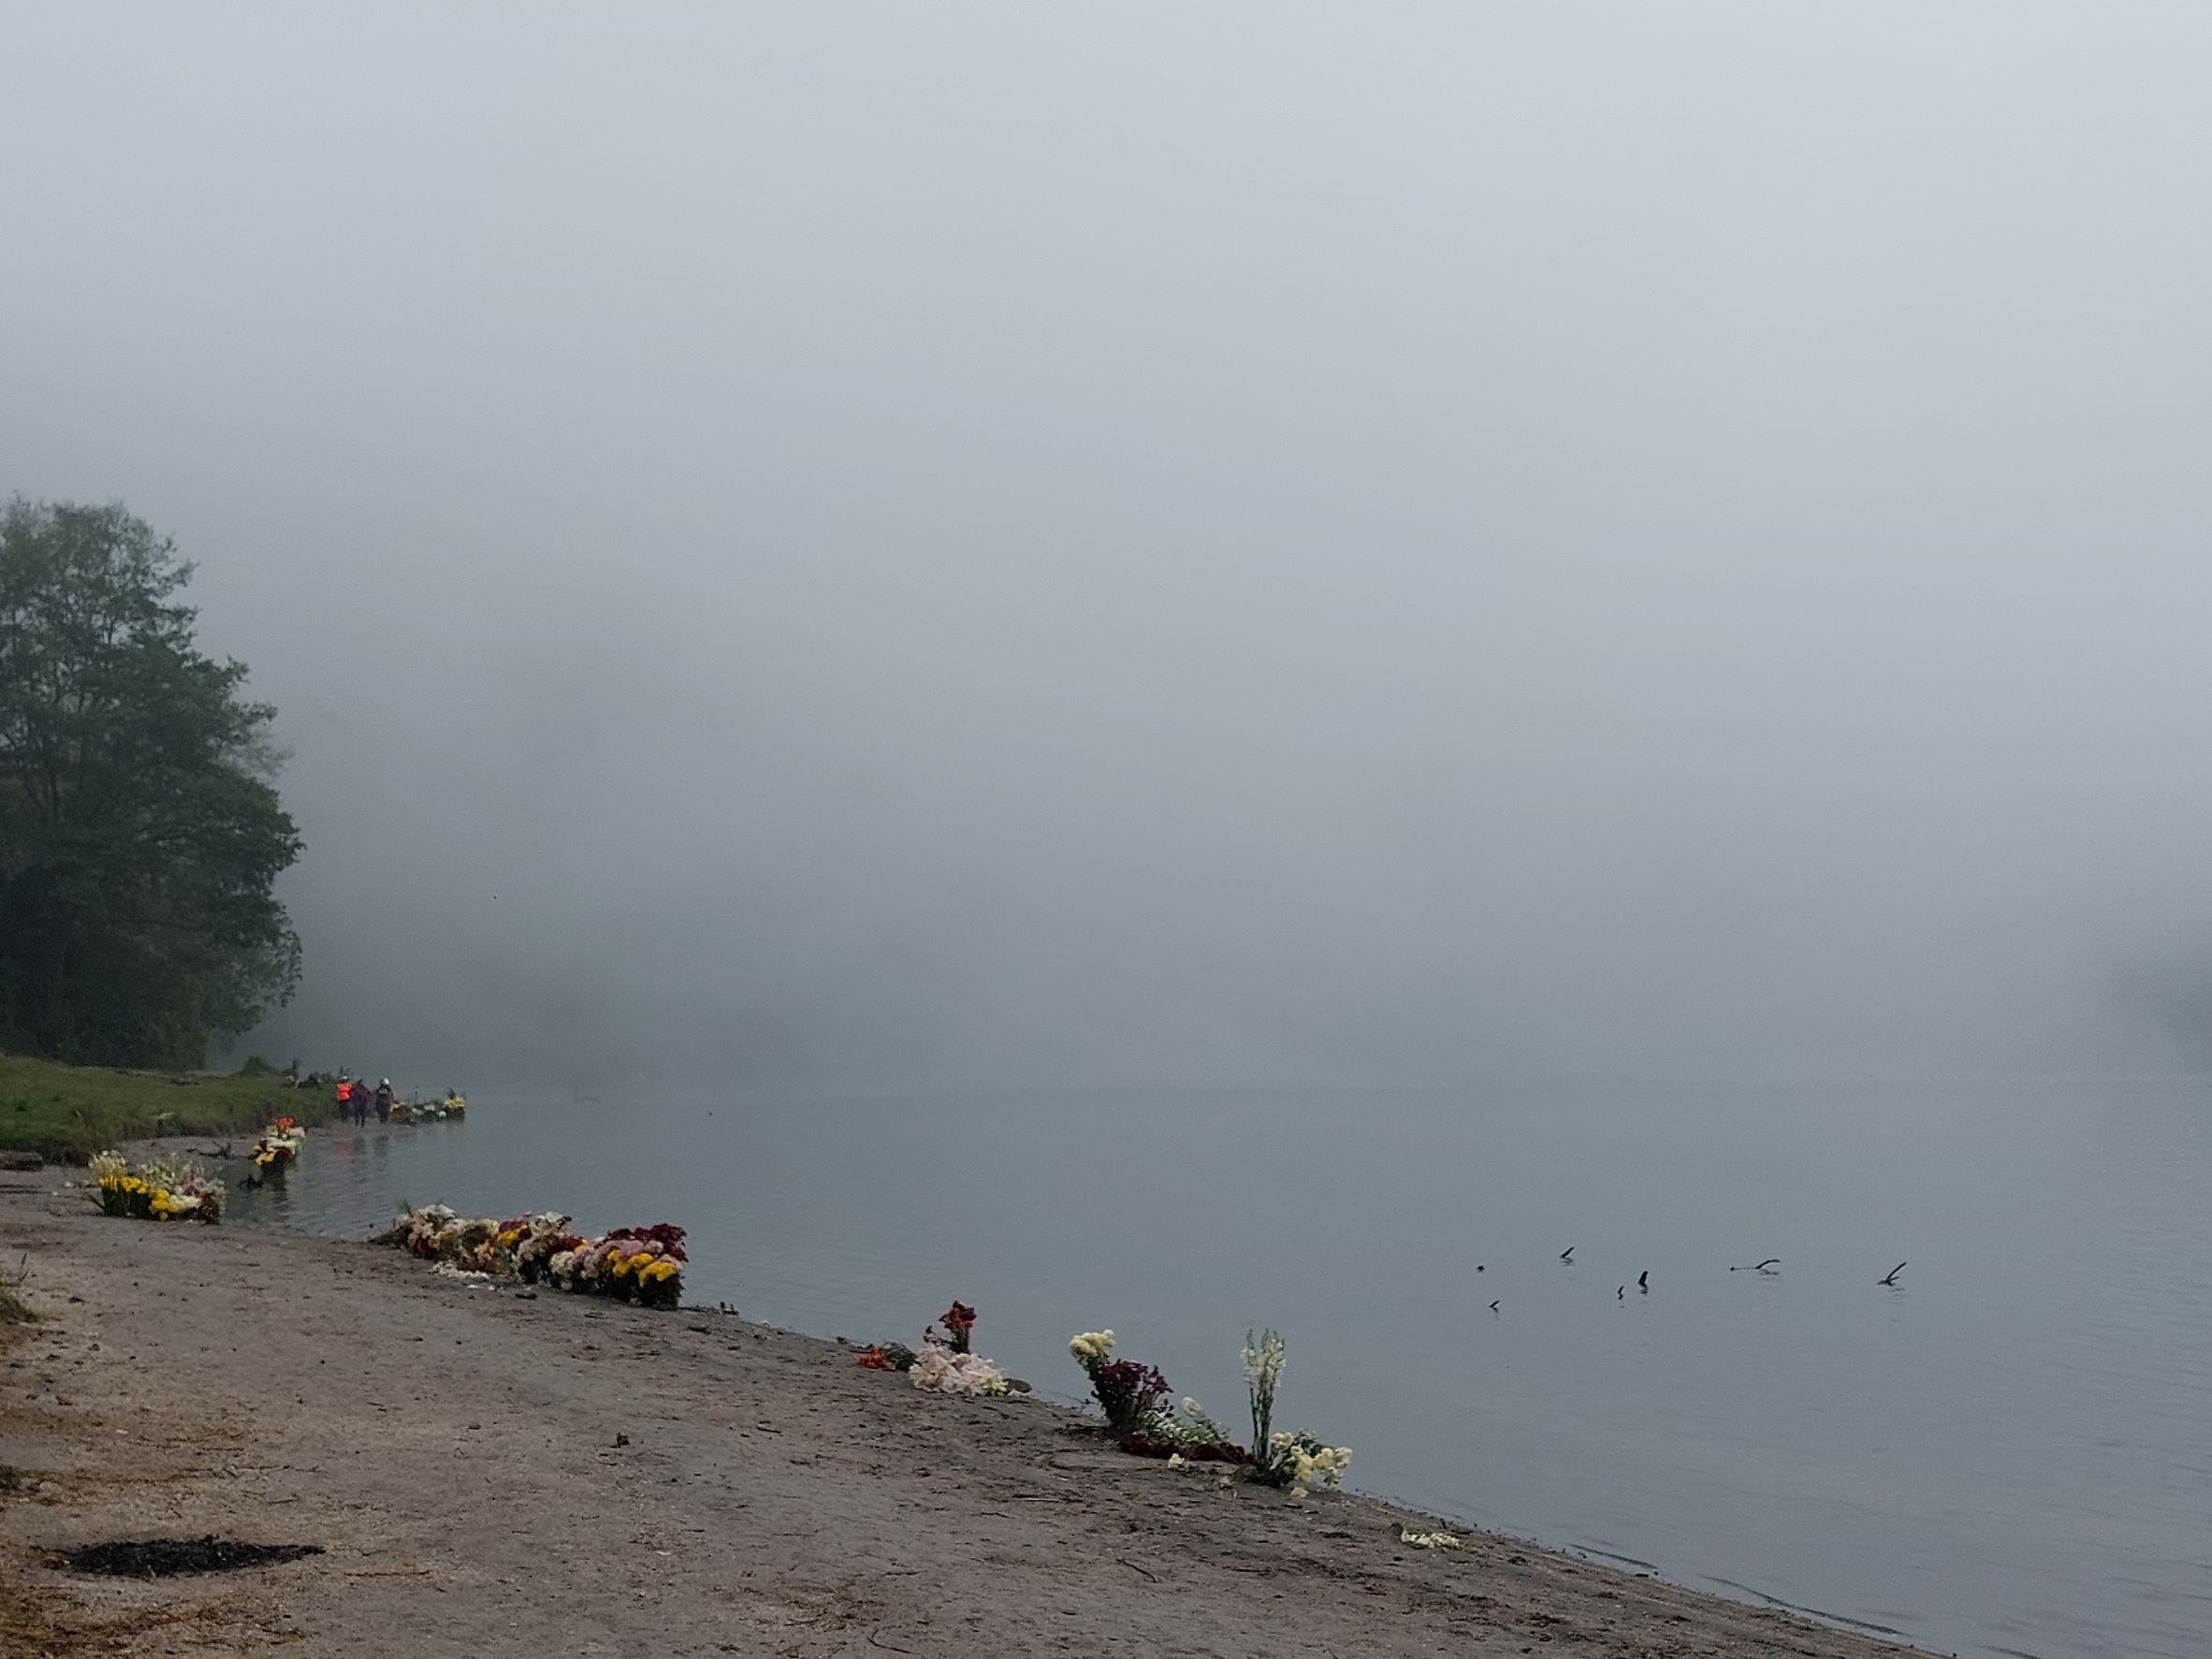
[0,1053,330,1163]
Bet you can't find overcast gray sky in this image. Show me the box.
[6,5,2210,1088]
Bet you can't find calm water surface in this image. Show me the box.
[233,1081,2212,1659]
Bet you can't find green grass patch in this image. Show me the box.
[0,1052,332,1164]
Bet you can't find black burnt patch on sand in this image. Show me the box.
[55,1537,324,1577]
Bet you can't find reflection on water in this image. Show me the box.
[230,1080,2212,1659]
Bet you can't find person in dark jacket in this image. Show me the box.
[374,1079,393,1123]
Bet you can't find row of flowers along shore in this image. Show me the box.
[375,1198,1359,1498]
[374,1205,687,1308]
[92,1113,1367,1517]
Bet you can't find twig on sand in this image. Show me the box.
[866,1630,914,1653]
[1118,1556,1159,1582]
[0,1253,32,1324]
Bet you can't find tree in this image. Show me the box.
[0,498,302,1067]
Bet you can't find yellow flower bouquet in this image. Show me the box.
[250,1120,303,1173]
[89,1150,225,1224]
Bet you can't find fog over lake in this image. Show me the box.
[7,6,2211,1092]
[8,9,2212,1654]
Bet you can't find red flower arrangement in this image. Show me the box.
[931,1301,978,1354]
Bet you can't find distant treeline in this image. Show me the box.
[0,498,301,1068]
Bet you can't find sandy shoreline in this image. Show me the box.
[1,1157,1937,1659]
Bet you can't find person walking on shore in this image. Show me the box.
[335,1073,353,1125]
[374,1078,393,1123]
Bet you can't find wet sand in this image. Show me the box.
[1,1158,1935,1658]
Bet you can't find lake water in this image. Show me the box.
[231,1080,2212,1659]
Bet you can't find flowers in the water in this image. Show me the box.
[250,1123,302,1171]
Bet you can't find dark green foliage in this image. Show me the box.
[0,499,302,1068]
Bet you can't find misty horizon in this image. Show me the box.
[7,6,2212,1089]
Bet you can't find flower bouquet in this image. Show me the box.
[855,1298,1000,1392]
[510,1214,586,1281]
[1243,1329,1352,1495]
[89,1150,225,1224]
[931,1301,978,1354]
[1261,1432,1353,1495]
[1069,1331,1246,1458]
[1068,1330,1172,1433]
[863,1300,1010,1393]
[1118,1397,1249,1463]
[602,1227,688,1308]
[910,1343,1010,1396]
[1120,1432,1253,1464]
[375,1202,458,1254]
[251,1119,303,1175]
[380,1205,509,1273]
[546,1224,687,1307]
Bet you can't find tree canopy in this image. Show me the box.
[0,498,302,1067]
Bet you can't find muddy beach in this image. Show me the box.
[0,1161,1933,1658]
